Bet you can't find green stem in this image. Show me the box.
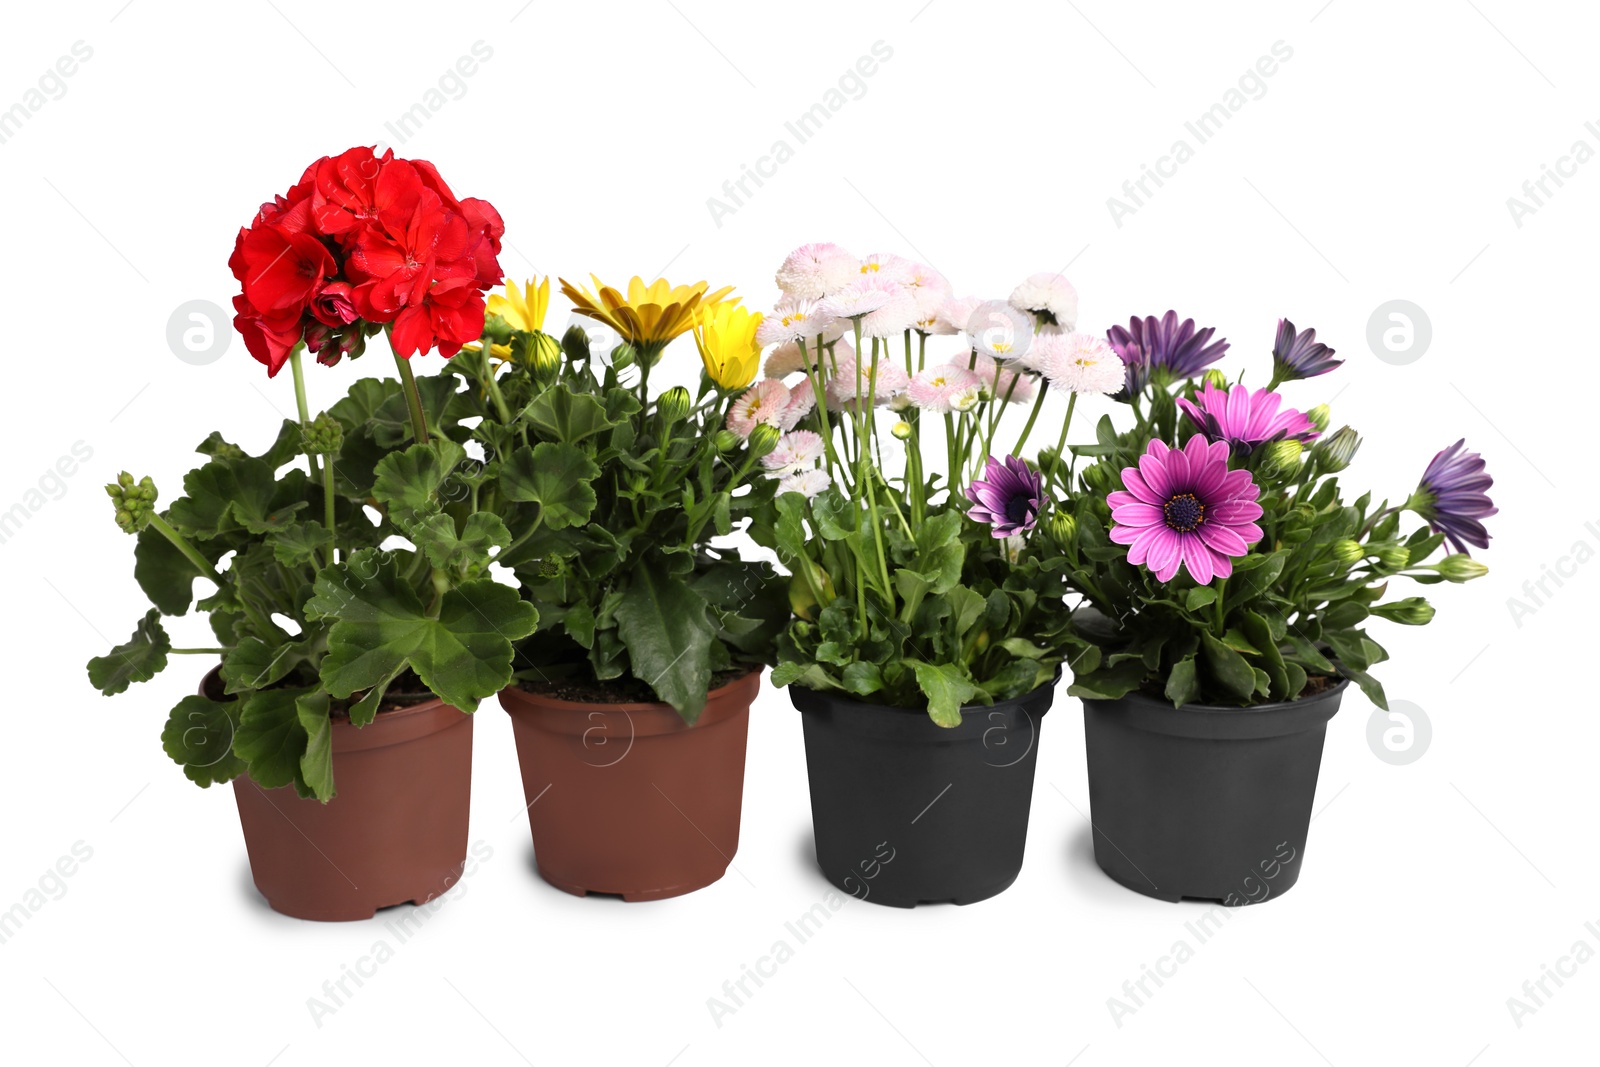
[288,348,322,483]
[1011,380,1049,457]
[147,514,224,586]
[170,647,227,655]
[480,343,513,424]
[391,346,431,445]
[1046,392,1079,494]
[321,460,337,566]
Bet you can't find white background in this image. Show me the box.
[2,1,1595,1064]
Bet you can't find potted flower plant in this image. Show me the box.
[750,246,1114,907]
[1050,313,1495,903]
[86,148,536,921]
[453,275,788,901]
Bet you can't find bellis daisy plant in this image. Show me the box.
[1044,315,1496,710]
[750,245,1119,725]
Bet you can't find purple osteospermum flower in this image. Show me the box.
[1176,381,1320,457]
[1272,318,1341,382]
[1109,434,1265,584]
[1106,311,1230,398]
[966,455,1044,538]
[1410,439,1496,554]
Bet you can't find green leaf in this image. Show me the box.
[87,609,170,695]
[1286,632,1336,674]
[161,696,245,787]
[1185,587,1218,611]
[1238,612,1289,700]
[1341,665,1387,709]
[270,521,332,566]
[308,550,538,712]
[232,687,315,794]
[295,690,334,801]
[499,443,600,530]
[134,521,206,615]
[523,386,617,443]
[999,638,1050,660]
[407,512,511,572]
[220,636,315,695]
[372,440,466,521]
[910,661,978,728]
[168,457,307,537]
[841,661,883,696]
[1201,631,1257,701]
[1066,659,1146,700]
[614,566,716,723]
[1164,655,1199,707]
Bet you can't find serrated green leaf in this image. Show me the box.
[498,443,599,530]
[87,609,170,695]
[270,521,332,566]
[162,696,245,787]
[522,386,617,443]
[220,636,316,695]
[232,687,316,794]
[614,566,715,723]
[372,440,466,521]
[910,661,977,727]
[295,690,334,801]
[407,511,511,572]
[134,522,208,615]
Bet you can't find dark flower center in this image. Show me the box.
[1164,492,1205,533]
[1005,494,1033,527]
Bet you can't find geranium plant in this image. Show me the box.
[446,274,790,723]
[86,148,535,800]
[1050,313,1495,708]
[750,246,1123,724]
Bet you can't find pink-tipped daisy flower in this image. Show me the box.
[727,379,794,438]
[965,299,1035,361]
[824,354,910,411]
[756,295,837,347]
[1028,331,1126,395]
[777,468,832,498]
[761,430,825,476]
[1009,272,1079,332]
[1176,381,1319,457]
[966,352,1037,404]
[907,363,984,413]
[1109,434,1265,584]
[932,294,982,336]
[856,252,916,283]
[775,243,859,300]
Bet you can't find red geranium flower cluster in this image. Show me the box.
[229,146,504,376]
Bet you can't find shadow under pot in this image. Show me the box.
[206,669,475,922]
[791,678,1055,908]
[498,670,759,902]
[1080,678,1347,905]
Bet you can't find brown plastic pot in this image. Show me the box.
[203,669,475,922]
[498,670,759,901]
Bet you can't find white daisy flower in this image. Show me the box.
[777,468,832,498]
[761,430,825,476]
[1036,332,1125,395]
[776,243,859,300]
[1009,272,1078,332]
[966,299,1035,361]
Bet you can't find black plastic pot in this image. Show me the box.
[1081,679,1347,905]
[791,678,1055,908]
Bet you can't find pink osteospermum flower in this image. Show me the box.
[907,363,984,413]
[727,379,794,438]
[1108,434,1265,584]
[1176,381,1319,457]
[776,243,859,300]
[761,430,825,476]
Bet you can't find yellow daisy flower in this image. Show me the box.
[694,303,764,390]
[559,274,737,353]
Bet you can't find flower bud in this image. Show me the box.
[609,342,637,370]
[1376,545,1410,570]
[300,411,344,456]
[562,324,592,362]
[714,429,741,453]
[1201,369,1229,390]
[1435,554,1489,582]
[626,472,650,494]
[1261,438,1303,476]
[891,420,912,440]
[531,333,562,384]
[1082,463,1111,493]
[481,314,515,345]
[106,473,157,534]
[1330,539,1364,564]
[1049,510,1077,546]
[658,386,692,426]
[1373,596,1435,625]
[747,423,782,458]
[339,329,367,361]
[1313,425,1361,472]
[1306,404,1331,434]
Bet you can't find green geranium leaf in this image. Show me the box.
[523,386,617,443]
[270,521,332,566]
[614,566,715,723]
[220,636,316,695]
[296,690,335,801]
[232,687,317,796]
[168,457,307,537]
[407,512,511,573]
[87,609,170,695]
[372,440,466,521]
[134,521,208,615]
[499,443,600,530]
[161,696,245,787]
[910,661,978,727]
[308,549,538,712]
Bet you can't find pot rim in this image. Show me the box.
[789,668,1059,746]
[500,665,763,715]
[1081,676,1348,741]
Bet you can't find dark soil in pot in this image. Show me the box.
[203,669,474,923]
[791,678,1056,908]
[1081,678,1347,905]
[498,669,760,902]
